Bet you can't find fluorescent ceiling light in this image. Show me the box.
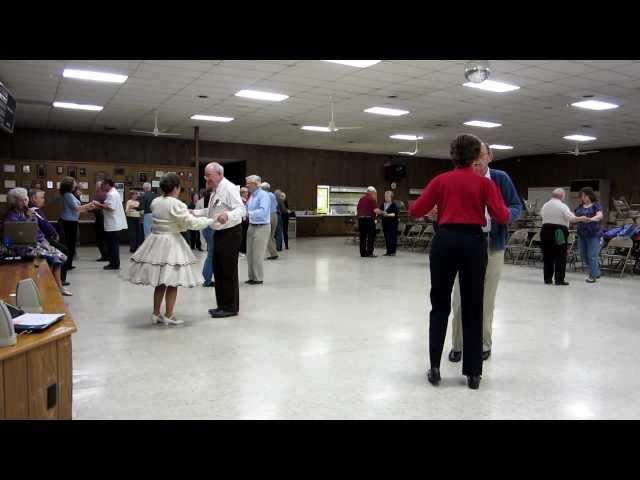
[464,120,502,128]
[190,114,234,122]
[301,126,331,132]
[364,106,409,116]
[489,144,514,150]
[563,134,596,142]
[53,101,103,112]
[235,89,289,102]
[323,60,381,68]
[571,100,619,111]
[463,79,520,93]
[62,68,128,84]
[390,134,423,141]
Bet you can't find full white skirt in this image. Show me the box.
[120,232,204,287]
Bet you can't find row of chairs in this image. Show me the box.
[397,223,435,252]
[505,228,636,278]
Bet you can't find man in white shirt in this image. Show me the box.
[95,178,128,270]
[540,188,585,285]
[193,162,246,317]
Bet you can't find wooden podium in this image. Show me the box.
[0,262,77,419]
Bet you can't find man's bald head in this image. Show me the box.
[552,188,566,200]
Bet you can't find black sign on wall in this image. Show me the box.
[0,81,16,133]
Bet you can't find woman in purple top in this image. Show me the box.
[574,186,604,283]
[3,187,71,296]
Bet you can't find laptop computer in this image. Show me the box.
[3,221,38,246]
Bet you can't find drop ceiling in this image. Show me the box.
[2,59,640,159]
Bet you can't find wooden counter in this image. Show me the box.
[0,262,77,419]
[295,215,356,237]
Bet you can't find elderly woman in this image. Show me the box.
[125,190,143,253]
[3,188,72,296]
[380,190,400,256]
[575,186,604,283]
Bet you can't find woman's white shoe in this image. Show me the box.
[60,288,73,296]
[151,314,164,325]
[161,315,184,325]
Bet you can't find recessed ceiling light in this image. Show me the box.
[190,114,234,122]
[235,89,289,102]
[323,60,381,68]
[364,107,410,117]
[489,144,514,150]
[53,101,103,111]
[464,120,502,128]
[103,126,117,131]
[390,134,423,141]
[463,79,520,93]
[62,69,128,84]
[571,100,619,111]
[301,126,331,132]
[564,134,596,142]
[197,95,209,99]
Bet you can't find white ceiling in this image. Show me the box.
[2,59,640,159]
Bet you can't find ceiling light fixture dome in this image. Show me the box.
[464,60,491,84]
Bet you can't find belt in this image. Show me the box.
[250,223,269,226]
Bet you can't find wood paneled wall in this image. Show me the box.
[494,146,640,204]
[0,128,452,211]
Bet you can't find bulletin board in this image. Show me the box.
[0,159,197,221]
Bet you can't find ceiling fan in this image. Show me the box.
[304,97,362,133]
[131,110,181,137]
[399,139,419,156]
[556,143,599,156]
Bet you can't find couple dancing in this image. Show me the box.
[121,163,245,325]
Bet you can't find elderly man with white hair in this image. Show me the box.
[260,181,280,260]
[540,188,587,285]
[356,186,382,257]
[245,175,272,284]
[193,162,246,318]
[137,181,157,240]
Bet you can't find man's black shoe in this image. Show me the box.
[427,368,441,385]
[103,265,119,270]
[96,258,109,262]
[253,281,263,285]
[245,280,256,284]
[555,281,570,286]
[448,350,462,363]
[211,311,238,318]
[482,350,491,361]
[266,256,279,260]
[467,375,481,390]
[62,281,71,286]
[208,308,222,316]
[544,280,553,285]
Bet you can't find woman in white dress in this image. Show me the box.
[121,173,214,325]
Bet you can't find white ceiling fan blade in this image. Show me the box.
[155,132,182,136]
[582,150,600,154]
[335,126,362,130]
[131,130,155,134]
[398,151,417,156]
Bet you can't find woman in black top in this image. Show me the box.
[187,193,203,251]
[380,190,400,256]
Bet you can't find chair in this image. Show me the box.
[402,224,424,250]
[412,223,435,252]
[600,236,634,278]
[566,232,578,271]
[504,229,530,264]
[520,231,543,266]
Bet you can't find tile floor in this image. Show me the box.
[63,238,640,419]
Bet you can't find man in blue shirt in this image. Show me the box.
[449,143,523,363]
[261,182,279,260]
[245,175,272,284]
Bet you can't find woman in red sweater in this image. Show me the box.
[410,134,509,390]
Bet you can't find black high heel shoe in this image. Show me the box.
[427,368,441,386]
[467,375,481,390]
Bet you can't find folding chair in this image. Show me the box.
[520,231,542,266]
[566,232,579,272]
[403,224,424,250]
[412,223,435,252]
[600,236,634,278]
[504,229,530,264]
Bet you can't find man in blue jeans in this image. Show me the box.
[202,226,215,287]
[200,189,215,287]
